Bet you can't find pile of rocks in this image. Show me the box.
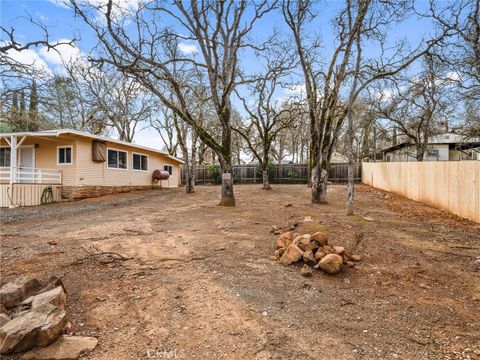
[270,231,362,276]
[0,276,97,359]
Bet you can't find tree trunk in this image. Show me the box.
[318,156,329,204]
[183,151,192,193]
[416,146,425,161]
[218,158,236,206]
[186,138,197,193]
[262,168,272,190]
[311,163,321,203]
[319,166,328,204]
[346,160,354,215]
[346,111,355,215]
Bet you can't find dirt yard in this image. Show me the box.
[1,184,479,359]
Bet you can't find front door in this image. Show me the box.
[18,147,35,183]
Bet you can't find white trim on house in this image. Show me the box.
[106,147,129,171]
[132,152,149,172]
[57,145,73,165]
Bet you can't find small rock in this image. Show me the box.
[318,254,344,275]
[346,261,355,268]
[47,240,58,246]
[279,244,304,266]
[323,245,334,254]
[311,232,328,246]
[22,287,67,310]
[275,232,294,250]
[293,234,311,246]
[300,264,313,277]
[284,203,293,207]
[350,254,362,262]
[262,311,268,317]
[302,216,313,222]
[314,248,326,261]
[333,246,346,255]
[362,216,374,222]
[269,248,285,261]
[302,250,315,264]
[0,304,67,354]
[95,296,107,302]
[0,277,41,309]
[0,314,11,327]
[20,336,98,360]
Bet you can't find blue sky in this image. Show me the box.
[1,0,442,150]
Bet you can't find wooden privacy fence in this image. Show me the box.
[181,163,361,185]
[362,161,480,223]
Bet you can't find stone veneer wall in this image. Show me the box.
[61,185,159,201]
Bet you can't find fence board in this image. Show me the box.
[181,163,361,185]
[362,161,480,223]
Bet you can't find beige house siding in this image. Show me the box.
[74,138,179,187]
[0,137,76,184]
[0,135,180,188]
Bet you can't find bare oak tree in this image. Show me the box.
[69,0,275,206]
[233,45,300,189]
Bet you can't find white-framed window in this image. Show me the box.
[0,146,11,167]
[107,148,128,170]
[57,146,73,165]
[132,153,148,171]
[163,164,173,175]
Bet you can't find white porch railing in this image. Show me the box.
[0,167,62,184]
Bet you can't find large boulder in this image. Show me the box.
[311,232,328,246]
[275,232,294,250]
[37,277,66,294]
[0,277,41,309]
[20,336,98,360]
[279,244,304,266]
[22,287,67,310]
[0,314,10,327]
[0,304,67,354]
[318,254,344,275]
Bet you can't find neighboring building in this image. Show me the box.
[383,133,480,162]
[331,151,348,163]
[0,129,183,207]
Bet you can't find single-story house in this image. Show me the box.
[0,129,183,207]
[383,133,480,162]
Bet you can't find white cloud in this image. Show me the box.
[178,43,197,55]
[46,0,69,9]
[5,47,51,75]
[284,84,305,95]
[375,89,393,101]
[38,40,82,66]
[445,71,460,82]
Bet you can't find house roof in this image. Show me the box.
[0,129,184,164]
[382,133,480,154]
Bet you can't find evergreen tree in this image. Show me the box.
[11,91,19,124]
[29,80,38,122]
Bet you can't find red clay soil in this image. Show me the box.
[1,184,479,359]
